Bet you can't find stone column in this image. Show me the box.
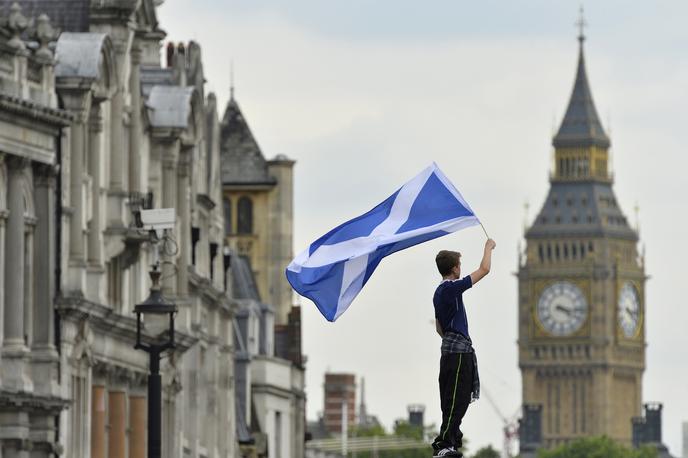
[109,90,126,192]
[2,156,32,392]
[91,385,107,458]
[130,395,147,458]
[107,87,127,230]
[31,163,60,396]
[69,119,85,259]
[67,111,88,292]
[87,103,106,303]
[128,42,142,194]
[0,208,6,376]
[177,147,192,296]
[88,103,103,265]
[23,221,34,345]
[161,140,179,296]
[108,390,127,458]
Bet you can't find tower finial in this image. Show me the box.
[576,5,587,45]
[230,60,235,100]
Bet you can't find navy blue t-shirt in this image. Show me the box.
[433,275,473,338]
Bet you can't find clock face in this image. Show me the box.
[618,282,640,338]
[537,282,588,336]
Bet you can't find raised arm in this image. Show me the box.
[470,239,496,285]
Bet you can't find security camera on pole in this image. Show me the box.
[133,208,178,458]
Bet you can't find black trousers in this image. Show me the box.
[432,352,475,451]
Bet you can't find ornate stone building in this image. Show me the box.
[518,30,645,449]
[0,5,74,456]
[0,0,244,456]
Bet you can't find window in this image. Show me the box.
[237,197,253,234]
[223,198,232,234]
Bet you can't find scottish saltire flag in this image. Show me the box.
[286,163,480,322]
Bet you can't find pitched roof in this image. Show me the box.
[553,39,610,149]
[231,255,261,301]
[526,181,637,241]
[220,96,276,186]
[2,0,90,32]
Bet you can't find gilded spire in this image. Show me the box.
[553,8,610,149]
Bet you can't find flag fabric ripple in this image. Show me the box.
[286,163,481,322]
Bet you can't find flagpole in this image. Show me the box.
[479,221,490,239]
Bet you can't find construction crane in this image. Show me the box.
[481,386,520,458]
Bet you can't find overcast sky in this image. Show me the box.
[160,1,688,455]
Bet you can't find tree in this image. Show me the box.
[472,445,500,458]
[393,420,424,440]
[351,423,387,438]
[536,436,658,458]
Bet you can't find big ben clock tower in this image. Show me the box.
[518,25,645,448]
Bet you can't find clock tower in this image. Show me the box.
[518,29,646,448]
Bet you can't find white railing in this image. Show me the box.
[307,436,428,453]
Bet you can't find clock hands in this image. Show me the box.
[555,304,572,316]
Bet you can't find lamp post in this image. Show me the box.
[134,262,177,458]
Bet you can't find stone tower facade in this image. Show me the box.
[518,31,645,449]
[220,91,295,325]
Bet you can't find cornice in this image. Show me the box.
[57,295,197,353]
[0,93,74,126]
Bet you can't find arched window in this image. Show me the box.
[223,198,232,235]
[237,196,253,234]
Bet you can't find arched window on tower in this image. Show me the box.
[237,196,253,234]
[223,198,232,235]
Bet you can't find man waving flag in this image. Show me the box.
[286,163,481,322]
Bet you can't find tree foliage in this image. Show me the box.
[472,445,500,458]
[536,436,658,458]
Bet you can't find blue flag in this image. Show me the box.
[286,163,480,321]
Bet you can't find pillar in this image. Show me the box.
[69,119,85,259]
[177,147,192,296]
[88,103,103,265]
[2,156,32,392]
[31,163,61,404]
[109,91,126,192]
[108,390,127,458]
[68,113,87,292]
[23,222,34,346]
[130,395,147,458]
[107,87,127,230]
[129,42,142,194]
[87,103,106,303]
[161,140,179,296]
[0,207,6,381]
[91,385,107,458]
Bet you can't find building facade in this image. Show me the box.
[323,373,356,435]
[0,0,299,456]
[220,90,306,458]
[517,30,645,449]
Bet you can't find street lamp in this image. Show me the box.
[134,263,177,458]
